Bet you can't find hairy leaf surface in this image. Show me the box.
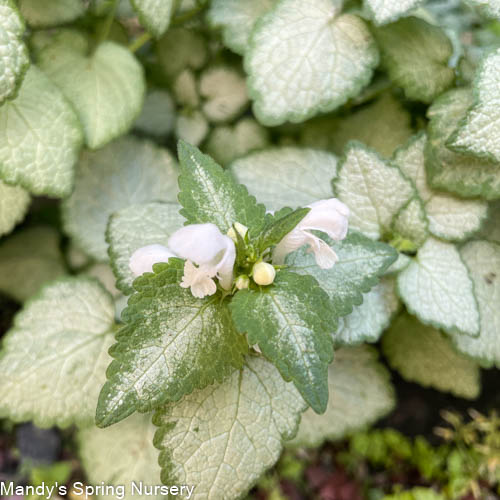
[383,314,480,399]
[397,237,480,336]
[38,32,145,149]
[245,0,378,125]
[96,260,248,427]
[290,346,395,447]
[63,136,178,261]
[231,147,337,211]
[0,66,83,197]
[154,356,306,500]
[230,270,334,413]
[0,278,114,428]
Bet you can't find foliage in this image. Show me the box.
[0,0,498,498]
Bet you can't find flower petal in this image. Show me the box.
[272,228,308,264]
[305,233,339,269]
[303,199,350,241]
[129,244,176,277]
[180,260,217,298]
[190,277,217,299]
[168,223,228,265]
[215,235,236,289]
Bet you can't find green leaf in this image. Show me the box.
[384,487,445,500]
[172,68,199,108]
[175,110,209,147]
[373,17,454,104]
[451,240,500,368]
[199,66,249,123]
[332,142,416,239]
[205,118,269,166]
[0,0,29,103]
[153,356,306,500]
[382,313,481,399]
[426,88,500,201]
[107,202,184,295]
[286,231,397,317]
[38,32,145,149]
[133,88,175,137]
[477,201,500,243]
[18,0,86,28]
[0,277,115,428]
[258,207,310,252]
[78,414,164,500]
[425,194,488,241]
[245,0,379,125]
[0,226,66,302]
[448,48,500,163]
[397,237,480,336]
[156,27,208,79]
[300,92,414,159]
[230,147,338,212]
[96,259,248,428]
[392,197,429,248]
[384,253,412,276]
[363,0,423,26]
[393,134,488,242]
[464,0,500,21]
[131,0,174,38]
[208,0,277,55]
[335,278,399,346]
[177,140,267,235]
[0,66,83,197]
[62,136,178,261]
[230,270,335,413]
[0,180,30,237]
[83,263,121,301]
[289,346,395,447]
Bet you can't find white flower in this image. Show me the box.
[168,223,236,298]
[252,262,276,286]
[273,198,349,269]
[129,244,176,277]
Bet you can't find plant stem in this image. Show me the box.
[128,31,152,53]
[96,0,119,48]
[171,2,207,26]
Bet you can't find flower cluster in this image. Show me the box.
[129,198,349,298]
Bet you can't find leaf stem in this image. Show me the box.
[96,0,119,48]
[171,2,207,26]
[128,31,152,53]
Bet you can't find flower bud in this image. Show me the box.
[235,275,250,290]
[252,262,276,286]
[227,222,248,243]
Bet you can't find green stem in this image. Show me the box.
[171,2,207,26]
[96,0,119,49]
[128,31,152,53]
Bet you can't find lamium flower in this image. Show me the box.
[129,244,177,277]
[168,223,236,298]
[273,198,349,269]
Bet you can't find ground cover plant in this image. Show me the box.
[0,0,500,498]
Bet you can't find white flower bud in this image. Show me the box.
[227,222,248,243]
[235,275,250,290]
[252,262,276,286]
